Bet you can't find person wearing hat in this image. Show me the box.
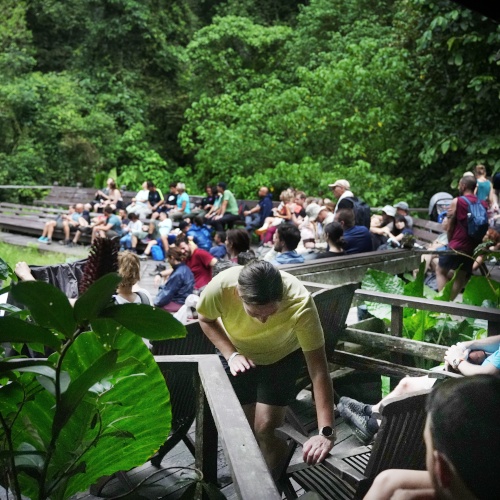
[328,179,354,215]
[370,205,396,249]
[394,201,413,229]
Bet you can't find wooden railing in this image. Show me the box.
[154,354,280,500]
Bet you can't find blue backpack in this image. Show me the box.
[460,196,488,241]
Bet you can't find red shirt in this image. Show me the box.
[186,248,214,289]
[449,194,487,255]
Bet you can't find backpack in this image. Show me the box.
[340,196,371,228]
[460,196,488,241]
[151,245,165,261]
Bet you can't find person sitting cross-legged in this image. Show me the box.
[338,334,500,446]
[364,375,500,500]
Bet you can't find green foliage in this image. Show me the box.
[0,262,186,499]
[361,266,496,346]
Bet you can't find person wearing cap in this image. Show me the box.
[329,179,354,215]
[370,205,396,249]
[394,201,413,229]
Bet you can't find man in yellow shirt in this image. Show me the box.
[197,261,335,474]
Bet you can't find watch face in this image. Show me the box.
[320,426,333,437]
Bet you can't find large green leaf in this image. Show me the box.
[53,350,120,436]
[404,262,425,298]
[403,310,437,341]
[99,303,187,340]
[74,273,122,324]
[0,358,52,376]
[361,268,405,320]
[0,257,16,282]
[462,276,500,307]
[0,316,61,351]
[9,281,76,339]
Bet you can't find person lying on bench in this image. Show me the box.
[364,375,500,500]
[338,335,500,445]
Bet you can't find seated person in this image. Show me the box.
[94,180,123,212]
[126,181,152,219]
[257,190,294,245]
[335,208,373,254]
[119,212,142,250]
[169,182,191,221]
[186,216,213,251]
[338,334,500,445]
[209,231,228,260]
[151,182,177,220]
[184,184,216,220]
[137,211,172,255]
[383,214,413,248]
[204,182,240,232]
[37,205,82,245]
[370,205,396,249]
[225,228,253,263]
[264,224,305,265]
[154,247,195,312]
[364,375,500,500]
[90,206,123,245]
[114,251,152,305]
[315,222,346,258]
[394,201,413,229]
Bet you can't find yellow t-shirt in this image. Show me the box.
[197,266,325,365]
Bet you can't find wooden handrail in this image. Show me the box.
[154,354,280,500]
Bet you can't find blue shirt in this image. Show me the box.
[154,263,195,307]
[187,225,213,251]
[271,250,305,265]
[344,225,373,254]
[107,214,123,235]
[210,244,227,260]
[177,192,191,213]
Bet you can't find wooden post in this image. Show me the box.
[195,378,218,487]
[390,305,404,389]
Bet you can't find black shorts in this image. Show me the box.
[438,252,473,274]
[219,349,304,407]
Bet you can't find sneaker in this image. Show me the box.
[38,236,48,242]
[149,264,166,276]
[338,396,371,418]
[339,399,377,445]
[59,239,70,246]
[46,238,52,245]
[138,254,149,260]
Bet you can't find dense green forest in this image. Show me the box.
[1,0,499,206]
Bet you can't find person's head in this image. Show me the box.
[425,375,500,500]
[237,261,283,322]
[106,178,114,187]
[394,201,409,216]
[205,185,214,196]
[176,182,186,193]
[109,180,117,191]
[335,208,355,229]
[128,212,139,221]
[294,191,307,206]
[68,205,76,214]
[258,186,269,198]
[103,206,114,216]
[279,190,293,203]
[474,164,486,177]
[236,250,257,266]
[175,235,192,257]
[394,214,407,231]
[226,228,250,257]
[193,216,204,227]
[328,179,350,199]
[459,175,477,194]
[214,231,226,245]
[217,182,227,193]
[275,224,301,252]
[323,222,345,250]
[381,205,396,221]
[141,181,148,190]
[158,211,168,221]
[169,182,178,193]
[147,180,155,190]
[178,221,191,233]
[117,251,141,288]
[167,246,186,265]
[118,208,127,219]
[75,203,84,213]
[305,203,322,222]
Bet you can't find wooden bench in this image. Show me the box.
[412,217,445,247]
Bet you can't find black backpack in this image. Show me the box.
[339,196,371,228]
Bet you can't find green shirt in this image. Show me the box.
[222,189,239,215]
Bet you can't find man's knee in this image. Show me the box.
[397,376,432,394]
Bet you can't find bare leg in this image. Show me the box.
[365,469,433,500]
[372,376,435,414]
[435,263,449,291]
[63,221,70,240]
[160,235,170,254]
[252,403,287,471]
[46,220,57,239]
[449,269,469,301]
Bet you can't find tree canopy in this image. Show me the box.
[1,0,499,206]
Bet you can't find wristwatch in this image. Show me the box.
[452,357,464,370]
[319,426,335,439]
